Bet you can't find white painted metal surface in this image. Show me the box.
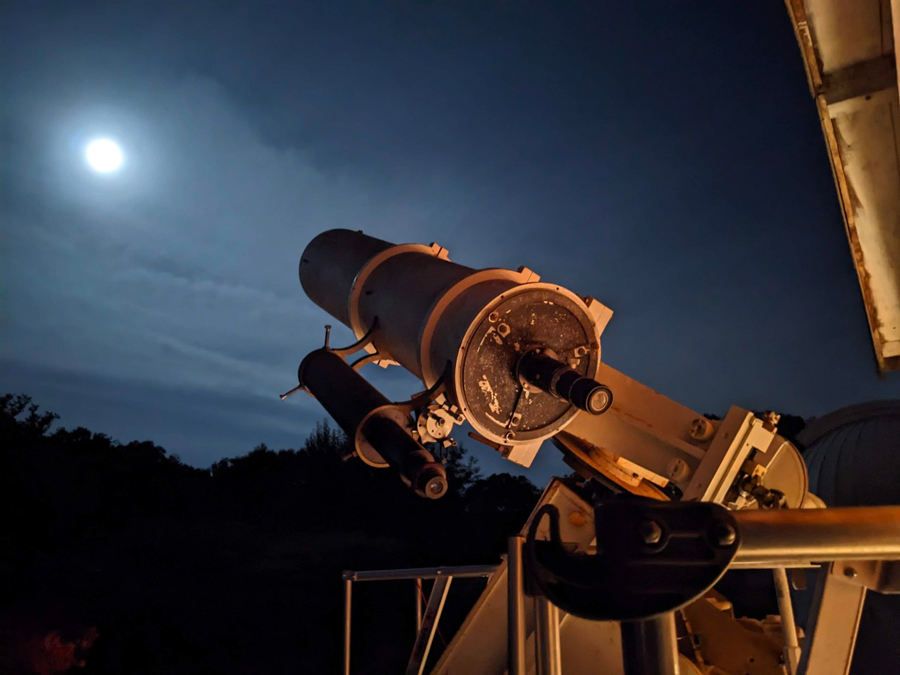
[785,0,900,372]
[430,482,626,675]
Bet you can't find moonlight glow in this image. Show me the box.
[85,138,124,173]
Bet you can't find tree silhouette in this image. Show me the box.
[0,394,540,674]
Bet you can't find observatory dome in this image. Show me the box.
[799,400,900,506]
[796,400,900,674]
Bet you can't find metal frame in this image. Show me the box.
[559,375,809,510]
[407,575,452,675]
[796,566,868,675]
[340,565,496,675]
[773,566,802,674]
[341,505,900,675]
[620,613,679,675]
[534,595,563,675]
[508,535,526,675]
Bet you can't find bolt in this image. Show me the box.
[504,431,516,442]
[666,458,690,481]
[690,417,714,441]
[844,566,858,579]
[710,521,737,547]
[639,520,663,545]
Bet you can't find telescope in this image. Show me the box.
[286,229,614,497]
[287,229,808,510]
[288,230,900,675]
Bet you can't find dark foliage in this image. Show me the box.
[0,394,540,674]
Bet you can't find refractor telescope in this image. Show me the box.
[284,229,615,498]
[286,229,808,511]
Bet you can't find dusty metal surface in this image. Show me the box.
[785,0,900,372]
[460,288,596,443]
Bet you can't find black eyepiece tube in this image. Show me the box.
[519,349,612,415]
[297,348,448,498]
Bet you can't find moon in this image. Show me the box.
[85,138,124,174]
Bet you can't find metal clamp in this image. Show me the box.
[525,500,739,621]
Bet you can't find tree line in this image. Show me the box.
[0,393,540,674]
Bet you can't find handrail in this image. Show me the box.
[342,563,498,675]
[734,505,900,565]
[343,563,499,582]
[342,505,900,675]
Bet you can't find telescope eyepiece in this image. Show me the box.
[584,385,613,415]
[519,349,612,416]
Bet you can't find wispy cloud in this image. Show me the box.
[3,0,898,470]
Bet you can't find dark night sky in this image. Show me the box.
[2,1,898,484]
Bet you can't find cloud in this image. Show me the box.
[1,70,414,453]
[0,359,317,465]
[2,0,898,473]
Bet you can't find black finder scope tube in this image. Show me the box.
[519,349,613,415]
[297,349,447,499]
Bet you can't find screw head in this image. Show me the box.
[639,520,663,545]
[844,566,858,579]
[710,521,737,547]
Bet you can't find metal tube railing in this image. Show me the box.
[773,567,801,675]
[534,595,562,675]
[342,576,352,675]
[508,535,526,675]
[415,579,423,633]
[734,506,900,565]
[406,575,452,675]
[345,564,498,582]
[341,564,498,675]
[340,505,900,674]
[620,613,679,675]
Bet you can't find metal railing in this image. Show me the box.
[342,564,498,675]
[342,505,900,675]
[507,506,900,675]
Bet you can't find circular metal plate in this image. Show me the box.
[459,287,598,442]
[761,441,809,508]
